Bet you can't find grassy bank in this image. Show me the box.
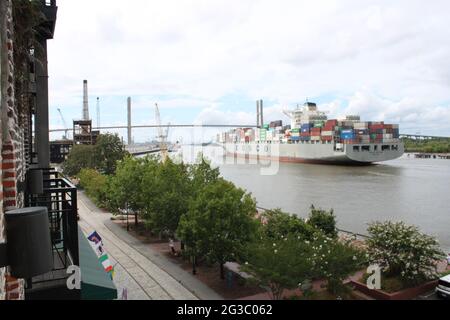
[403,138,450,154]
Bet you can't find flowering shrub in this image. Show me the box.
[366,221,445,285]
[243,234,315,300]
[310,235,366,295]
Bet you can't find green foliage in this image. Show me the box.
[262,209,317,241]
[307,206,338,239]
[310,235,365,295]
[78,169,109,207]
[62,134,127,177]
[141,158,191,235]
[403,138,450,154]
[367,221,445,285]
[177,179,258,279]
[188,155,220,197]
[107,156,156,214]
[62,144,96,177]
[95,134,128,175]
[243,233,315,300]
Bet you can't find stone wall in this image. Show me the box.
[0,0,7,302]
[0,0,27,301]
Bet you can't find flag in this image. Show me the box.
[88,231,103,245]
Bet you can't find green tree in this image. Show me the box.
[262,209,317,241]
[107,156,157,224]
[62,144,96,177]
[189,155,220,197]
[311,235,365,295]
[95,133,128,174]
[78,168,109,207]
[141,158,191,236]
[367,221,445,285]
[177,179,258,279]
[62,134,128,177]
[307,206,338,239]
[243,234,315,300]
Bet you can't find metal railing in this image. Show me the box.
[26,169,79,271]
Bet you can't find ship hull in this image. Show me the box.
[223,142,404,165]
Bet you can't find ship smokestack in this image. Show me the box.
[260,100,264,128]
[256,101,260,128]
[83,80,90,120]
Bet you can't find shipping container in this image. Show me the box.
[321,136,333,142]
[270,120,283,128]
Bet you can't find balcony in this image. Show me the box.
[24,169,117,300]
[24,169,79,299]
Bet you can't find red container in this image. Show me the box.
[369,124,384,130]
[301,132,311,137]
[326,120,338,126]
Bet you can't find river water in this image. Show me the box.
[177,146,450,251]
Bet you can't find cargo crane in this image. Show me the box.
[154,103,170,161]
[57,108,69,140]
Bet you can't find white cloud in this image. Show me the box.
[47,0,450,139]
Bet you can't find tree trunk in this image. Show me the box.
[192,256,197,275]
[220,263,225,280]
[134,211,138,227]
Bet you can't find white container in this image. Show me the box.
[354,122,369,129]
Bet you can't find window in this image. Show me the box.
[382,145,390,151]
[353,146,360,152]
[362,146,370,152]
[374,145,378,151]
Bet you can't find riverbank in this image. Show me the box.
[407,153,450,160]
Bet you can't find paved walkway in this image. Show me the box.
[77,191,222,300]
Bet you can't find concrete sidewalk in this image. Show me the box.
[77,191,223,300]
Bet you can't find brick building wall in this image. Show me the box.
[0,0,6,301]
[0,0,28,301]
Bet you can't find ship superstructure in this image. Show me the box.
[218,102,404,165]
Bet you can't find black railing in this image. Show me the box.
[26,169,79,270]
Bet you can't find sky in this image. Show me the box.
[48,0,450,143]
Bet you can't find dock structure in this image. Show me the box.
[400,134,450,141]
[413,153,450,160]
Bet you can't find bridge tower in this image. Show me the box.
[127,97,132,145]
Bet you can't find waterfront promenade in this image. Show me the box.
[77,191,222,300]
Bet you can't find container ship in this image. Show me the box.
[218,102,404,165]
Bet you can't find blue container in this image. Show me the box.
[300,136,311,141]
[291,136,300,141]
[341,133,355,140]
